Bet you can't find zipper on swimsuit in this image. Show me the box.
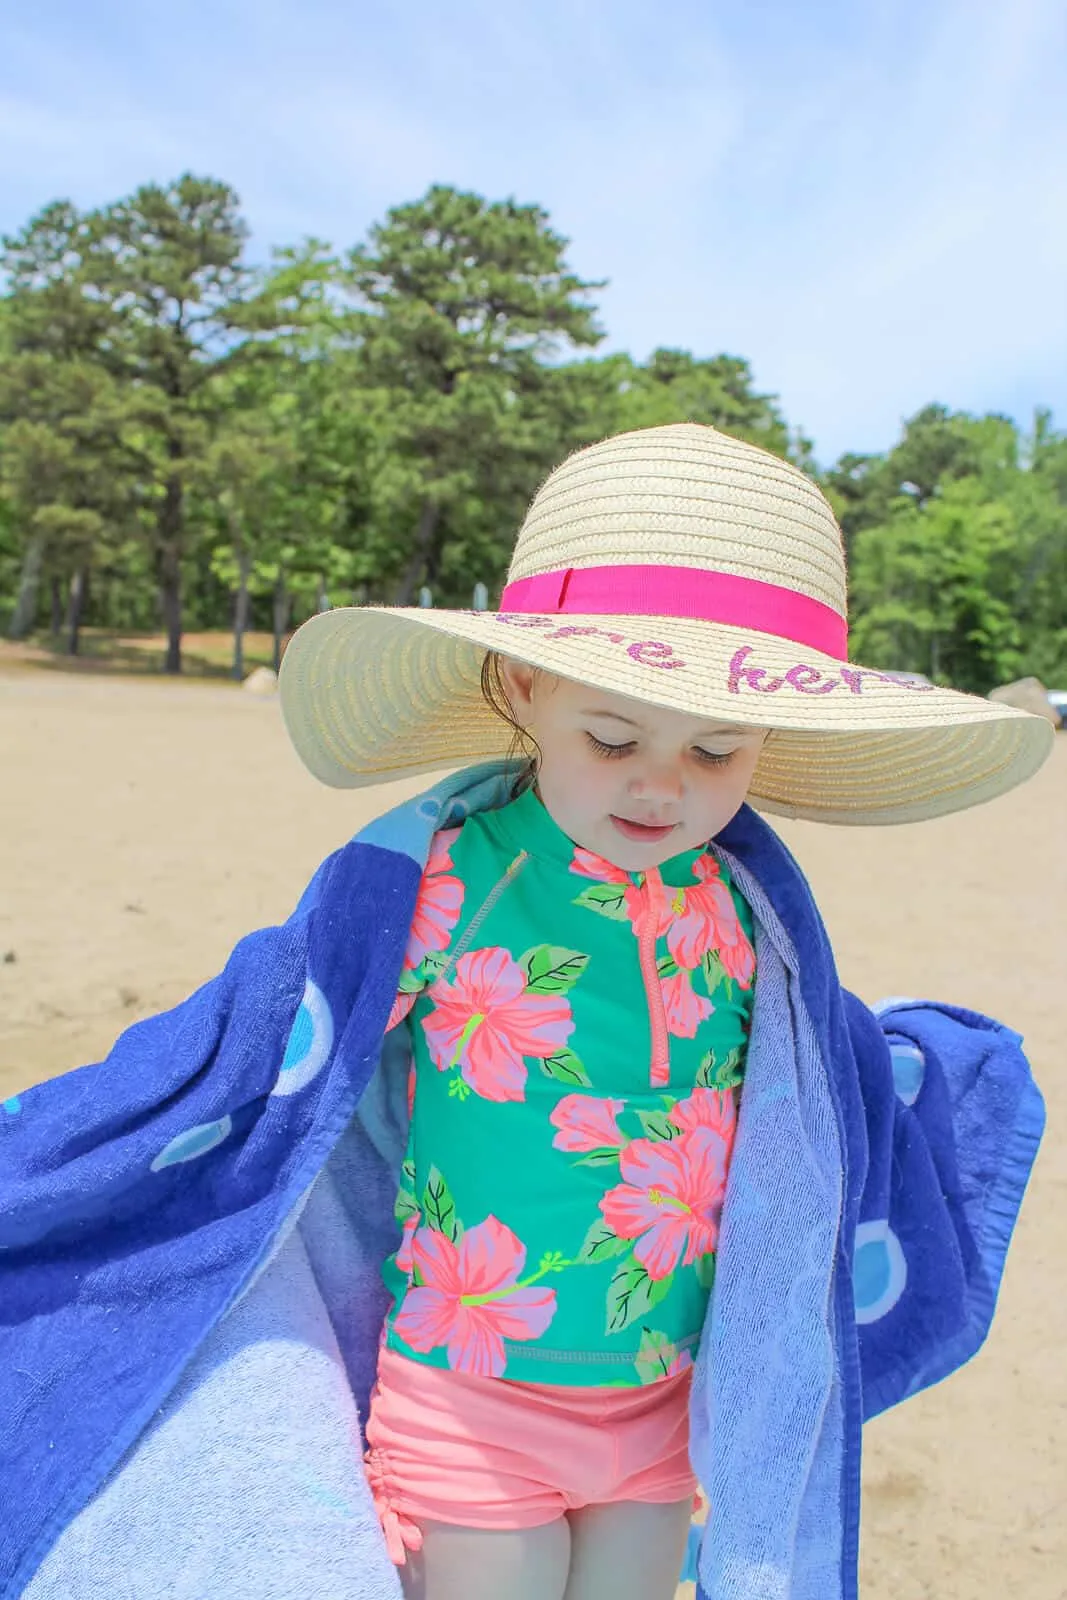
[634,868,671,1088]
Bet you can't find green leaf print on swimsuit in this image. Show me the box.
[539,1049,592,1088]
[634,1327,693,1384]
[697,1043,746,1091]
[380,785,755,1386]
[421,1165,461,1243]
[520,945,590,995]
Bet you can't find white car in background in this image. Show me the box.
[1046,690,1067,728]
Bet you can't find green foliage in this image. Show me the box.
[595,347,798,459]
[844,409,1067,692]
[0,178,329,663]
[850,481,1021,691]
[1,177,1063,691]
[340,184,605,603]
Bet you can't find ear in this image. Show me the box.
[496,657,538,722]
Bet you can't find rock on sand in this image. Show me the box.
[243,667,278,696]
[988,676,1059,724]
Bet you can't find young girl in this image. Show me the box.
[1,424,1052,1600]
[364,661,764,1598]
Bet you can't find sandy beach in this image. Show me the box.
[2,666,1064,1600]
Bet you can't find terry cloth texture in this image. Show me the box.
[1,762,1045,1600]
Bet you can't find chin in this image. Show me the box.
[592,828,691,871]
[629,827,718,868]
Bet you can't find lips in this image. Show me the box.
[610,815,677,843]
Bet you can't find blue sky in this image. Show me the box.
[2,0,1064,463]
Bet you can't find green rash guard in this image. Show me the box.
[381,785,756,1389]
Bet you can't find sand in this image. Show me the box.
[1,667,1064,1600]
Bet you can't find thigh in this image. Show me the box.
[564,1499,693,1600]
[402,1518,571,1600]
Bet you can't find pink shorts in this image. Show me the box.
[364,1345,699,1564]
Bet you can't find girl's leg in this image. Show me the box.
[563,1499,694,1600]
[401,1517,572,1600]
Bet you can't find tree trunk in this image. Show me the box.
[156,472,184,675]
[272,571,291,673]
[65,568,88,656]
[7,533,45,640]
[394,500,441,606]
[232,548,251,681]
[158,546,182,673]
[50,574,64,637]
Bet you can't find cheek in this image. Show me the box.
[692,759,758,821]
[732,749,762,792]
[740,744,766,791]
[569,749,617,800]
[541,739,617,811]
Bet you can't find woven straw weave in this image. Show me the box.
[279,424,1052,825]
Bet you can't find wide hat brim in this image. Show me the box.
[278,604,1054,826]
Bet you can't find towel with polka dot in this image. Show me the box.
[0,762,1045,1600]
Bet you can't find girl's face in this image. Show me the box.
[497,660,768,870]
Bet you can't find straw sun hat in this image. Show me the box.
[279,423,1053,825]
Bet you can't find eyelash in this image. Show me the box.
[585,734,734,767]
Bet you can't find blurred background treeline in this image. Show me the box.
[1,175,1065,693]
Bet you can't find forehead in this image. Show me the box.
[547,676,753,738]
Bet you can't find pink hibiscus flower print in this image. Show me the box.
[393,1216,558,1377]
[403,827,464,972]
[570,847,630,885]
[628,871,675,945]
[599,1125,732,1279]
[668,857,755,988]
[717,920,757,989]
[396,1211,419,1275]
[422,947,574,1102]
[669,1085,737,1145]
[660,970,714,1038]
[570,848,643,926]
[572,846,675,931]
[387,990,417,1031]
[385,830,465,1032]
[550,1094,626,1154]
[569,850,678,950]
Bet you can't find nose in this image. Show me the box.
[627,760,684,807]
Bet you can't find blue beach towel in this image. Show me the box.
[0,763,1045,1599]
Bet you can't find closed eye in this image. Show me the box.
[587,733,738,767]
[585,736,633,761]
